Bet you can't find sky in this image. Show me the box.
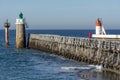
[0,0,120,29]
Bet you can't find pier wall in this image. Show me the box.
[28,34,120,73]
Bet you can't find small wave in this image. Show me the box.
[61,65,102,72]
[61,66,91,71]
[88,65,102,70]
[60,66,94,73]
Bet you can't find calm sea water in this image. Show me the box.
[0,29,120,80]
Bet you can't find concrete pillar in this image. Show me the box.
[4,19,10,45]
[16,12,26,48]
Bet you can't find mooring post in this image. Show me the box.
[16,12,26,48]
[4,19,10,45]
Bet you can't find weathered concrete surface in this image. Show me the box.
[28,34,120,73]
[16,24,26,48]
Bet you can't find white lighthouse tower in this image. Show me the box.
[96,18,102,35]
[95,18,106,35]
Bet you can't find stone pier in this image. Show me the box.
[28,34,120,73]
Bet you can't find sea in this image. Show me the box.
[0,29,120,80]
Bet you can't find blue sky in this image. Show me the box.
[0,0,120,29]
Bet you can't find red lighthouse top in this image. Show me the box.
[96,18,102,26]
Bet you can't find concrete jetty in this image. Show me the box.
[28,34,120,73]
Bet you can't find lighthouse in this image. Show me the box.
[4,19,10,45]
[96,18,102,35]
[95,18,106,35]
[16,12,26,48]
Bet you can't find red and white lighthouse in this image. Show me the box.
[96,18,102,35]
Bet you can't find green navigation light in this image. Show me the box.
[19,12,23,19]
